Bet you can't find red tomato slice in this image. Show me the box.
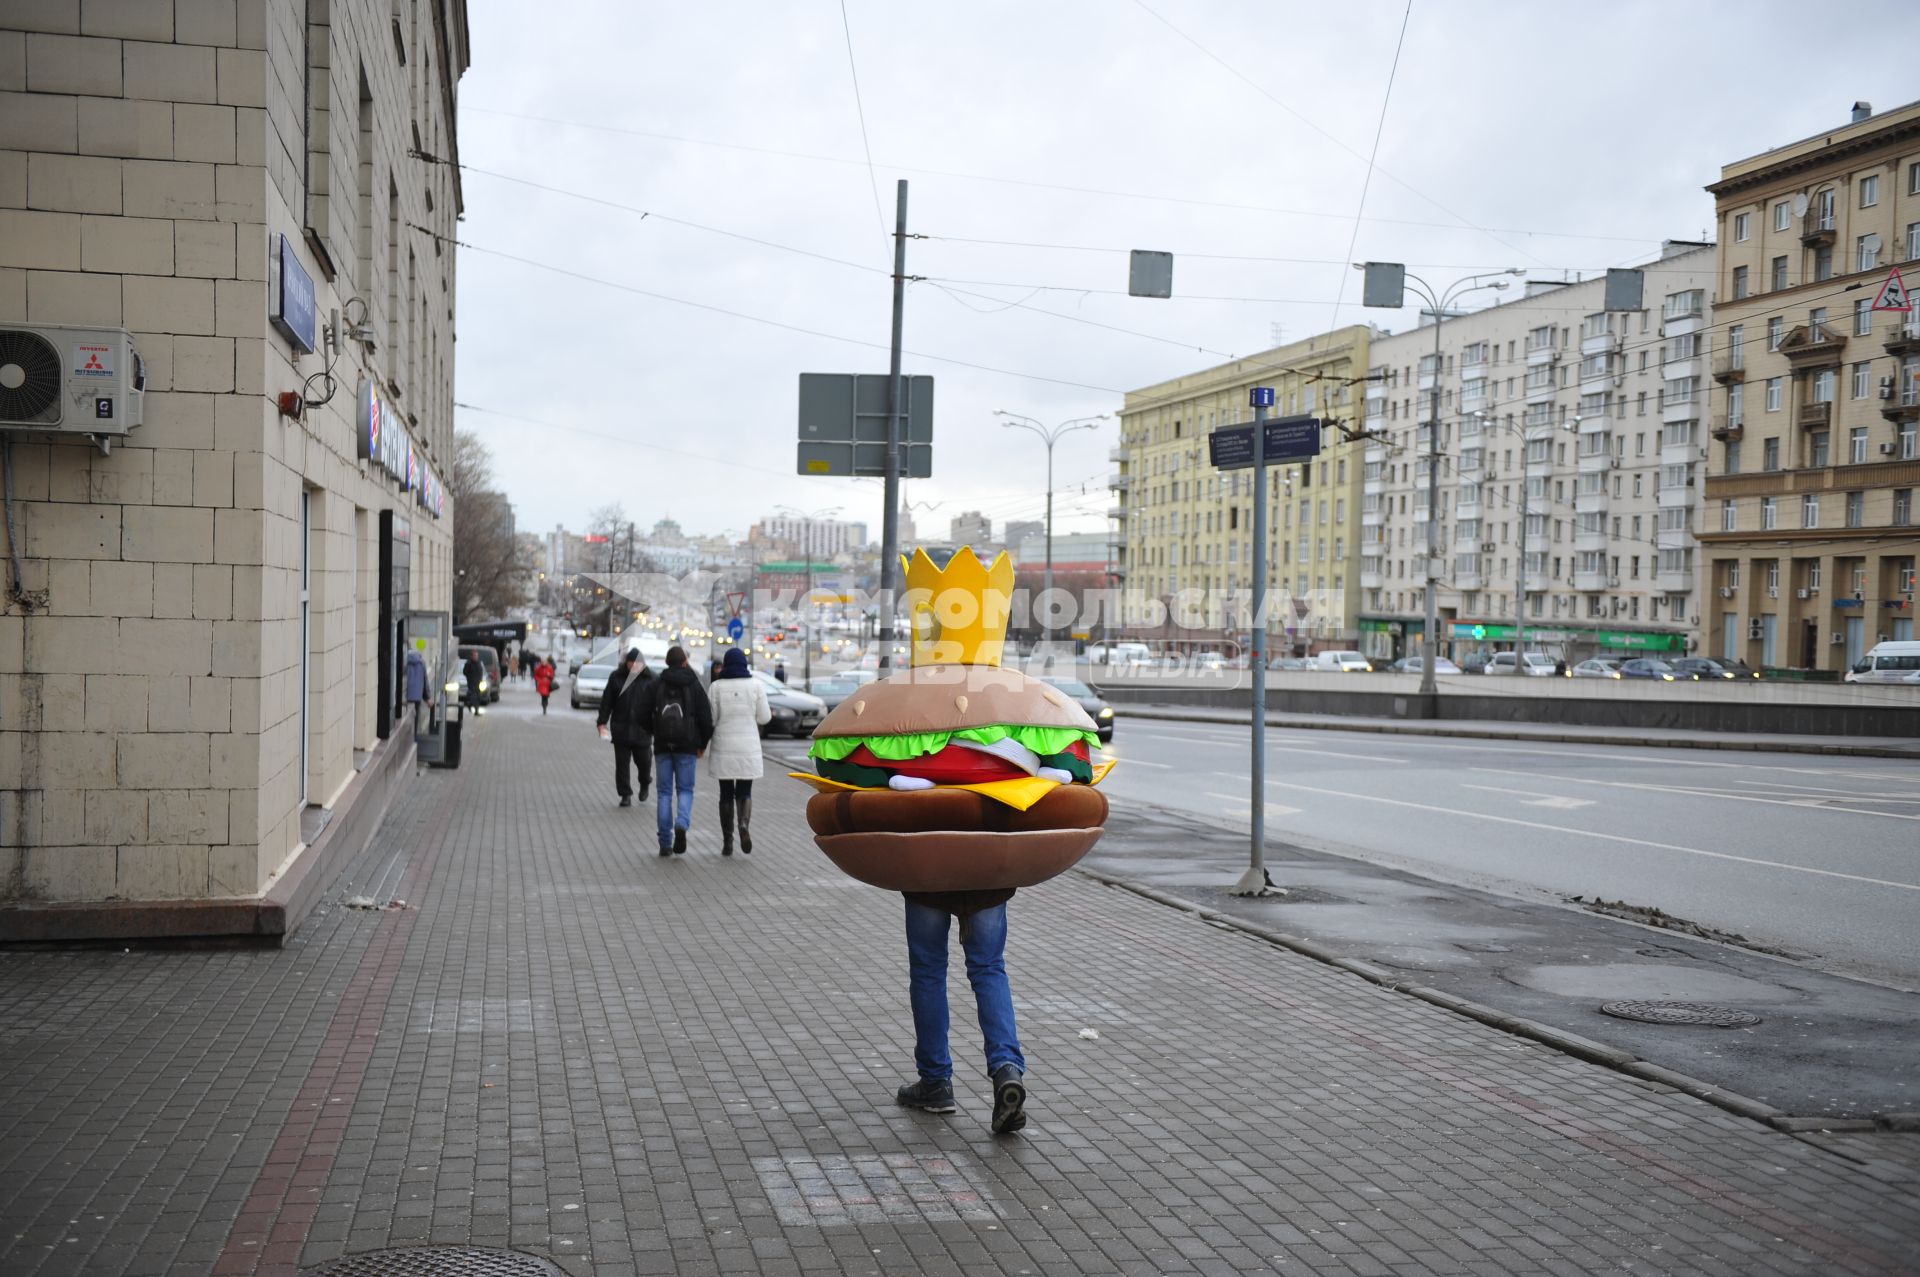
[847,743,1030,785]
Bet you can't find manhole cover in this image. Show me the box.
[306,1248,563,1276]
[1599,1000,1762,1028]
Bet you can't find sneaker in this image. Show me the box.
[658,845,672,857]
[990,1065,1026,1134]
[895,1077,956,1114]
[672,828,687,855]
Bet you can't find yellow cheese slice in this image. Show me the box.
[785,770,1064,811]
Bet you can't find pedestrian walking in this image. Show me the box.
[706,646,771,855]
[895,889,1028,1134]
[640,645,712,856]
[532,656,556,715]
[461,650,485,708]
[773,658,787,684]
[596,649,654,808]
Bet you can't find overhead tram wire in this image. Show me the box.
[1328,0,1414,330]
[836,0,890,253]
[458,105,1670,246]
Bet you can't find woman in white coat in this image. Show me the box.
[707,646,772,855]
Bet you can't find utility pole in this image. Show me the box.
[878,180,908,674]
[1233,387,1278,897]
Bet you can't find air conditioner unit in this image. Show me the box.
[0,324,144,451]
[1719,586,1734,597]
[1796,588,1809,599]
[1831,631,1846,643]
[1881,443,1897,456]
[1767,586,1779,597]
[1608,576,1620,587]
[1747,620,1765,640]
[1880,377,1896,400]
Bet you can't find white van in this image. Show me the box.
[1089,642,1152,669]
[1844,640,1920,684]
[1313,650,1374,673]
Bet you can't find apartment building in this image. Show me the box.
[0,2,469,936]
[1700,101,1920,670]
[1353,245,1717,665]
[1111,326,1372,653]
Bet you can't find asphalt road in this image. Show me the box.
[1094,715,1920,989]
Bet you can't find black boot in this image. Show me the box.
[990,1064,1026,1134]
[737,797,752,854]
[719,798,734,856]
[672,827,686,855]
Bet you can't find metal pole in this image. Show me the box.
[803,522,813,689]
[878,180,908,674]
[1043,440,1054,648]
[1421,305,1443,698]
[1232,393,1279,897]
[1515,447,1527,663]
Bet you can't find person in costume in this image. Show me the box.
[791,547,1114,1134]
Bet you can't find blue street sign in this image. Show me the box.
[1249,386,1275,408]
[727,617,745,641]
[1261,415,1322,463]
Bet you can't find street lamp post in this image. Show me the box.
[995,411,1109,648]
[1357,266,1522,696]
[776,505,839,689]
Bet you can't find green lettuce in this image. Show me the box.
[808,723,1099,762]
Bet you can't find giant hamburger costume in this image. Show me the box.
[790,546,1113,892]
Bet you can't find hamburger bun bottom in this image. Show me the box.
[814,827,1105,893]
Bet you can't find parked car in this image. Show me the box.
[1390,656,1461,675]
[457,646,502,703]
[1486,651,1559,677]
[1268,656,1310,671]
[1571,658,1624,680]
[1313,650,1374,673]
[1087,642,1153,669]
[1844,640,1920,684]
[804,675,868,712]
[1458,652,1492,675]
[753,669,825,737]
[569,642,621,710]
[1672,656,1761,681]
[1191,651,1227,672]
[1617,657,1693,682]
[1042,676,1115,742]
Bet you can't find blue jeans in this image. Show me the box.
[904,901,1024,1082]
[655,752,698,847]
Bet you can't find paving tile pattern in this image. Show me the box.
[2,687,1918,1276]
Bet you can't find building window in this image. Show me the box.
[1846,491,1864,527]
[1858,235,1881,273]
[1853,361,1872,399]
[1767,316,1784,350]
[1803,493,1819,528]
[1724,439,1742,474]
[1909,221,1920,263]
[1763,436,1780,470]
[1813,247,1833,281]
[1812,369,1836,403]
[1774,201,1791,232]
[1894,489,1912,524]
[1903,419,1918,460]
[1861,174,1880,208]
[1733,211,1751,242]
[1766,377,1782,411]
[1810,431,1830,468]
[1728,382,1744,423]
[1808,562,1823,592]
[1721,499,1737,531]
[1731,265,1749,299]
[1850,426,1868,464]
[1857,299,1874,337]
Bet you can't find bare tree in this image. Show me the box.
[449,430,532,624]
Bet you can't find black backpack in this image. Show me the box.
[654,679,697,751]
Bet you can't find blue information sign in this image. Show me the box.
[1249,386,1275,408]
[1208,416,1321,470]
[268,233,316,354]
[727,617,745,641]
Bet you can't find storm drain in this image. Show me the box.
[1599,1000,1762,1028]
[305,1247,563,1276]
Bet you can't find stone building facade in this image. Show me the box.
[1700,101,1920,670]
[0,1,469,935]
[1112,327,1372,654]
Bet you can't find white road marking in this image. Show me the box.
[1106,757,1173,768]
[1257,776,1920,892]
[1203,790,1302,816]
[1485,768,1920,823]
[1459,783,1596,810]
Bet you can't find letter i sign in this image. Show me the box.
[1872,266,1911,312]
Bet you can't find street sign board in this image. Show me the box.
[726,591,747,617]
[1872,266,1911,312]
[797,373,934,476]
[727,617,744,640]
[1208,417,1322,470]
[1128,250,1173,298]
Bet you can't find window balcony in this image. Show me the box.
[1574,490,1610,516]
[1106,503,1126,521]
[1574,525,1607,552]
[1661,396,1700,425]
[1107,527,1128,549]
[1108,446,1127,462]
[1799,210,1837,248]
[1572,570,1612,592]
[1711,352,1746,383]
[1577,451,1612,475]
[1795,400,1832,431]
[1653,568,1695,594]
[1884,317,1920,357]
[1711,414,1745,441]
[1881,386,1919,423]
[1107,471,1130,490]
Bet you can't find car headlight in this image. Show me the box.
[1660,674,1673,681]
[1098,707,1114,719]
[444,681,459,693]
[478,679,489,692]
[1609,672,1620,679]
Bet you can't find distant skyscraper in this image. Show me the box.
[949,510,992,546]
[1003,519,1043,550]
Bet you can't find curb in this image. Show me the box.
[1072,867,1892,1135]
[1114,706,1920,759]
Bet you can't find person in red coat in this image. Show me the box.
[532,657,556,715]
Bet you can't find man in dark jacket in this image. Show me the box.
[641,645,713,856]
[461,652,485,709]
[596,649,653,808]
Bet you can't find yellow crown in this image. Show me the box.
[902,546,1015,667]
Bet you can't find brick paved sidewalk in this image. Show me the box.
[2,681,1917,1276]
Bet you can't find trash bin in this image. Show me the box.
[437,710,463,769]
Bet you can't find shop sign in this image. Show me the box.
[357,378,413,487]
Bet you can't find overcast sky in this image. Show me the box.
[452,0,1917,546]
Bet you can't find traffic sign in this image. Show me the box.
[727,617,744,640]
[1872,266,1911,312]
[726,591,747,617]
[1208,416,1323,470]
[796,373,934,476]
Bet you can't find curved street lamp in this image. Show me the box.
[995,411,1109,645]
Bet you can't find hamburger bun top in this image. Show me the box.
[812,664,1097,740]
